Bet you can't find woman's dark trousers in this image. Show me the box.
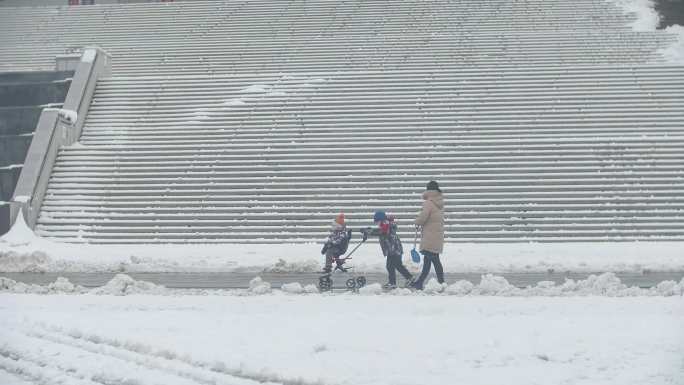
[414,251,444,289]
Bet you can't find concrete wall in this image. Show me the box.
[0,106,43,136]
[0,71,73,234]
[0,167,21,202]
[0,204,8,235]
[6,48,111,232]
[0,81,71,107]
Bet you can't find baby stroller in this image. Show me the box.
[318,237,368,292]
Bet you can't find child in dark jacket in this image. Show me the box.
[362,211,414,289]
[321,213,352,273]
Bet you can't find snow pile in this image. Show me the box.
[0,273,682,297]
[567,272,627,295]
[0,250,50,272]
[247,276,271,294]
[47,277,79,293]
[399,273,684,297]
[423,278,447,294]
[477,273,684,297]
[281,282,319,294]
[0,276,47,294]
[388,287,414,296]
[0,276,83,294]
[657,25,684,63]
[281,282,304,294]
[90,274,166,296]
[654,280,681,296]
[445,280,475,295]
[524,280,561,296]
[56,108,78,124]
[473,274,517,295]
[264,258,320,273]
[609,0,660,31]
[0,211,41,247]
[358,283,383,295]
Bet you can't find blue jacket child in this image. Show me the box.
[363,211,414,289]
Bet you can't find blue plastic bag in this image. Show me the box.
[411,226,421,263]
[411,248,421,263]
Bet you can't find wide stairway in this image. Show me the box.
[0,0,678,74]
[0,0,682,243]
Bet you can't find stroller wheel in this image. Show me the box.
[318,276,333,292]
[356,276,367,288]
[345,278,357,290]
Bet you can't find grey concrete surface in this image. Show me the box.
[3,271,682,290]
[0,204,8,235]
[0,81,71,107]
[0,166,22,201]
[0,106,44,136]
[9,47,111,229]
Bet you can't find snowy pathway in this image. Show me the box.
[4,271,684,289]
[0,294,682,385]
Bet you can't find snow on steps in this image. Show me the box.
[1,0,682,243]
[0,0,681,73]
[38,66,684,243]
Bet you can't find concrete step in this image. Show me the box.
[39,182,684,198]
[0,0,678,73]
[31,229,684,243]
[3,0,682,242]
[37,214,684,227]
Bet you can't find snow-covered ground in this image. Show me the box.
[1,0,683,276]
[2,233,684,274]
[0,290,682,385]
[2,272,683,296]
[2,216,684,274]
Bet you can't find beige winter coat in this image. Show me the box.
[414,190,445,254]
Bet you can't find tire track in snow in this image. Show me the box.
[2,326,224,385]
[0,366,38,385]
[25,323,327,385]
[11,325,263,385]
[0,343,103,385]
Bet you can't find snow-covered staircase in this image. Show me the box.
[0,0,677,74]
[38,66,684,243]
[0,0,681,243]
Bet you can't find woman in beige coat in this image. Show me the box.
[412,180,445,290]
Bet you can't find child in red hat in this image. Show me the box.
[321,213,352,273]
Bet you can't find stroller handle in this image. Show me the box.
[344,238,366,259]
